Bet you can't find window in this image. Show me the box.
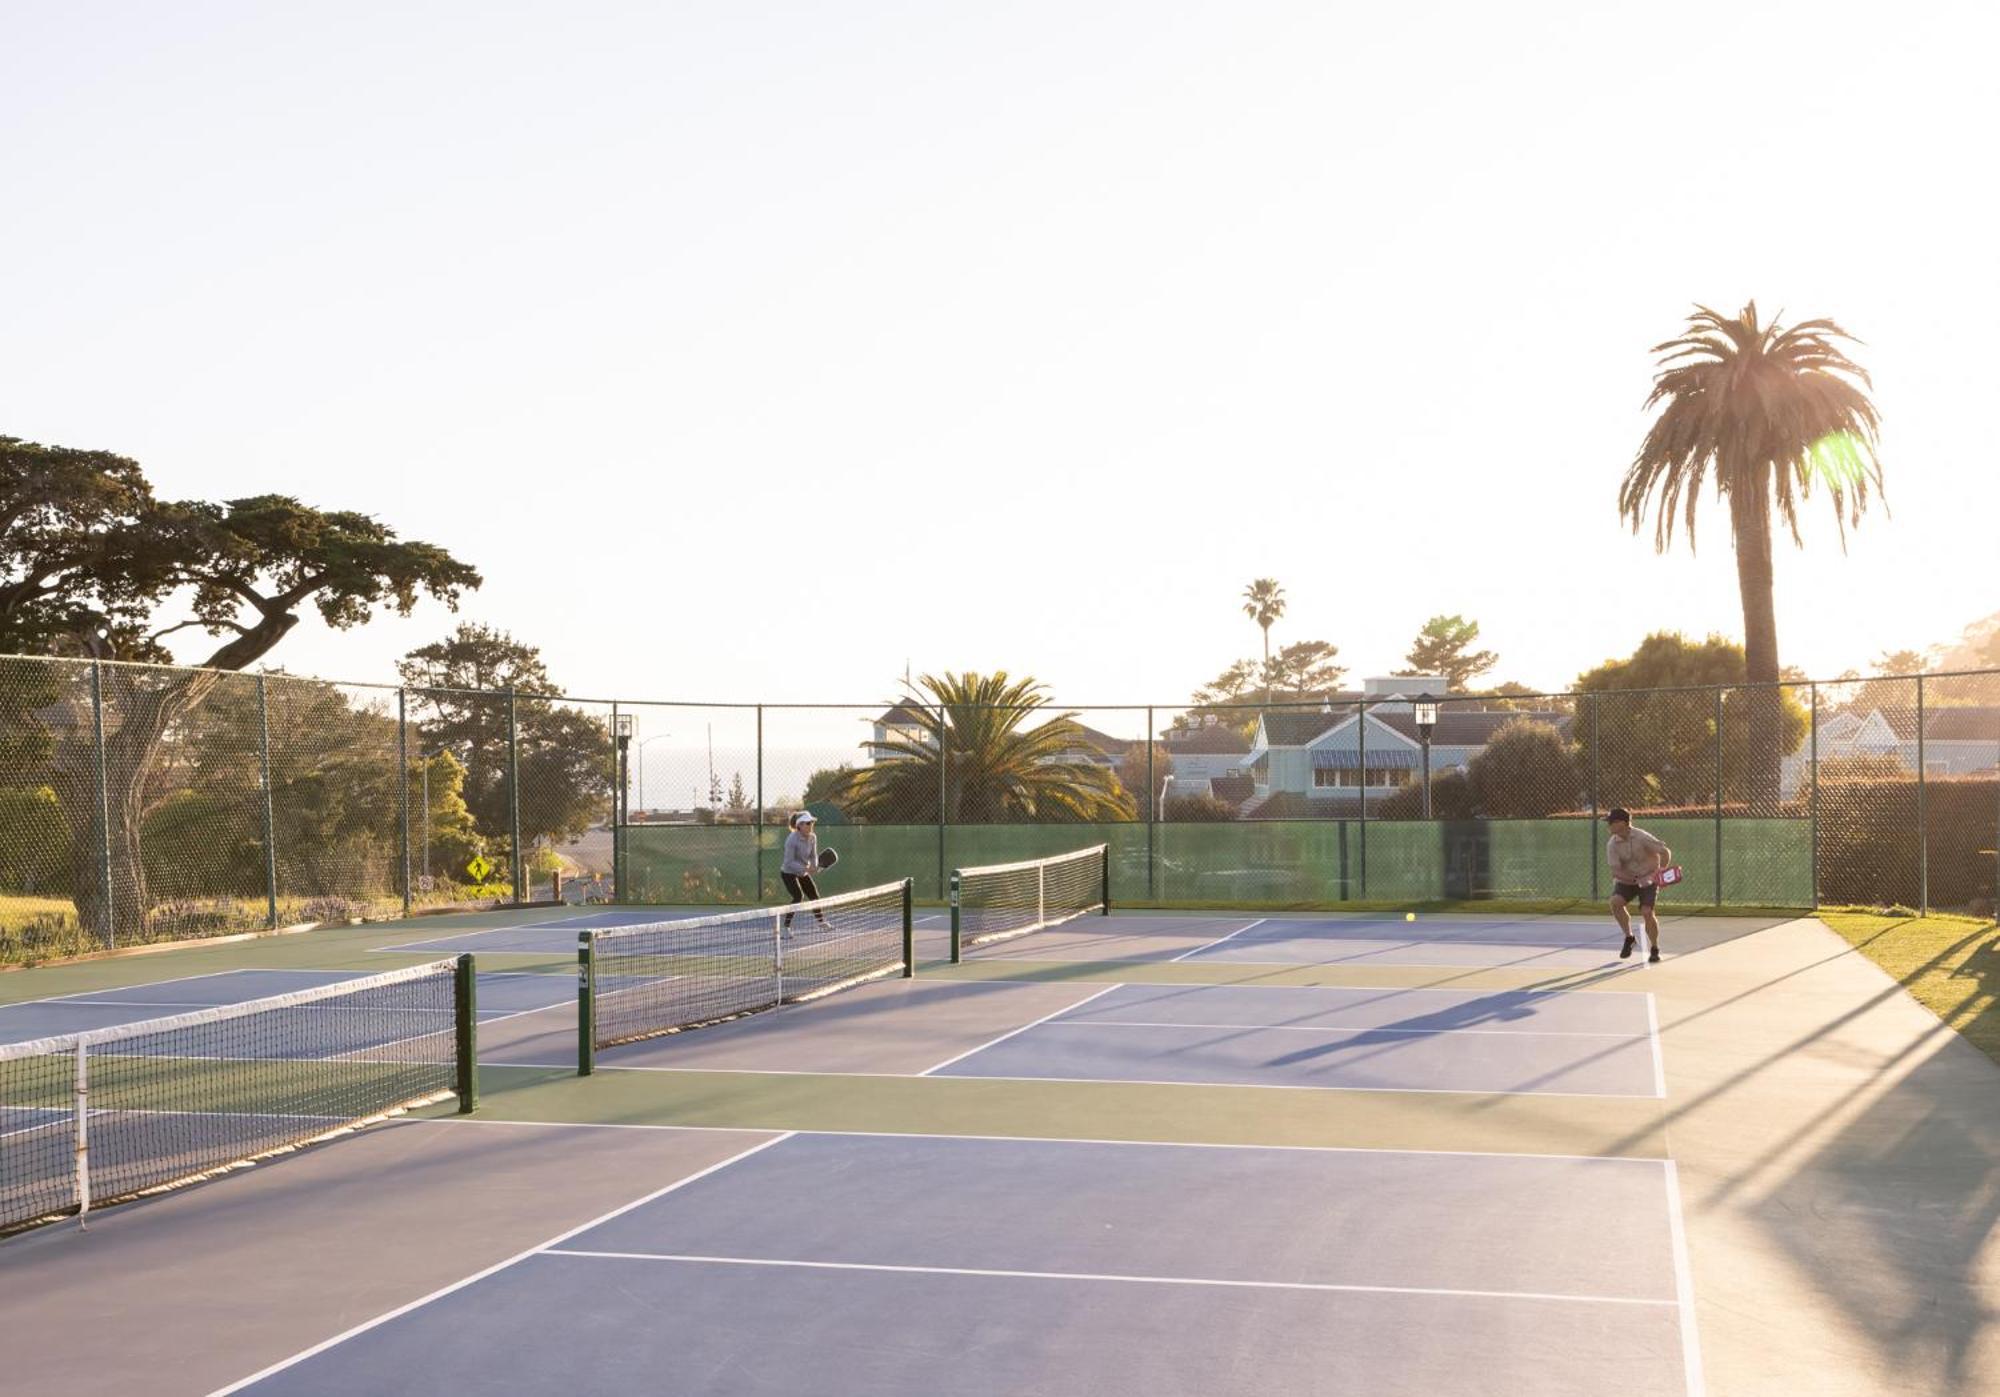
[1313,766,1413,789]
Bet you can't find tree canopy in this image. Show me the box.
[1402,615,1497,691]
[827,672,1136,823]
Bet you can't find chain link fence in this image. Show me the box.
[3,654,1995,962]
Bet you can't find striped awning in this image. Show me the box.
[1311,748,1420,770]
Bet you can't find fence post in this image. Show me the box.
[610,702,623,903]
[398,688,413,917]
[935,703,947,902]
[1917,674,1928,916]
[755,704,765,903]
[1356,698,1368,900]
[1809,683,1820,910]
[257,675,278,929]
[506,685,524,904]
[1589,692,1601,901]
[1146,706,1156,903]
[1713,686,1724,907]
[89,661,115,950]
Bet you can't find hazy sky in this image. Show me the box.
[5,1,1995,721]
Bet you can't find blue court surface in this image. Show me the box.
[925,982,1663,1097]
[0,968,574,1045]
[1167,917,1632,968]
[216,1132,1698,1396]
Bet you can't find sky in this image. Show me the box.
[5,0,1997,745]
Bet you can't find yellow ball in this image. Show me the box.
[1405,912,1416,922]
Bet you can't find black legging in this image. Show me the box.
[781,871,824,928]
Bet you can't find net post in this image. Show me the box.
[577,932,596,1076]
[949,870,964,964]
[901,878,915,977]
[1036,863,1046,931]
[455,954,478,1113]
[257,674,279,930]
[74,1041,90,1229]
[1100,843,1111,914]
[774,910,785,1003]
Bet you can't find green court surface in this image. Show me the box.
[1,901,1997,1395]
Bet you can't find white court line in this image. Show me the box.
[916,984,1125,1076]
[424,1115,1678,1167]
[17,967,266,1009]
[205,1133,795,1396]
[544,1248,1679,1309]
[1168,918,1267,962]
[954,977,1658,1002]
[1053,1018,1650,1041]
[498,1059,1660,1101]
[1645,994,1667,1100]
[1663,1159,1708,1396]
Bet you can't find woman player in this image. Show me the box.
[779,811,832,933]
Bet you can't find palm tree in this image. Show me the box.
[829,671,1136,822]
[1241,579,1286,671]
[1620,302,1884,802]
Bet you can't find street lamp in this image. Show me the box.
[613,715,634,897]
[633,734,672,817]
[1414,693,1439,819]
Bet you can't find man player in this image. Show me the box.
[1605,807,1672,963]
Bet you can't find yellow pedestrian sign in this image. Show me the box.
[466,854,493,882]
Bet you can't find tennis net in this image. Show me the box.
[950,844,1109,961]
[1,957,474,1236]
[578,878,913,1072]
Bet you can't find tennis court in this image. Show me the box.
[2,854,1997,1396]
[209,1131,1697,1397]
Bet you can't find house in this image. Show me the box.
[868,703,933,762]
[1781,705,2000,796]
[868,705,1131,770]
[1161,720,1254,796]
[1059,725,1134,769]
[1242,697,1574,813]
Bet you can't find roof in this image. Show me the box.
[1257,708,1572,749]
[1070,724,1134,757]
[1209,774,1256,804]
[1259,712,1341,746]
[874,703,930,726]
[1856,705,2000,742]
[1373,711,1574,745]
[1163,725,1251,754]
[1312,748,1421,769]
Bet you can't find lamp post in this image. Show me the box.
[613,715,634,895]
[633,734,671,817]
[1414,694,1438,819]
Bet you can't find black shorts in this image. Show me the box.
[1612,881,1657,908]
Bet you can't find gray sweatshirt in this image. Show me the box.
[781,828,818,877]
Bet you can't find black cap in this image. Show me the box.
[1606,807,1631,824]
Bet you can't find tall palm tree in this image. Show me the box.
[1242,579,1286,671]
[1620,302,1884,801]
[829,671,1136,822]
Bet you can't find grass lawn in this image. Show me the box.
[1819,908,2000,1068]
